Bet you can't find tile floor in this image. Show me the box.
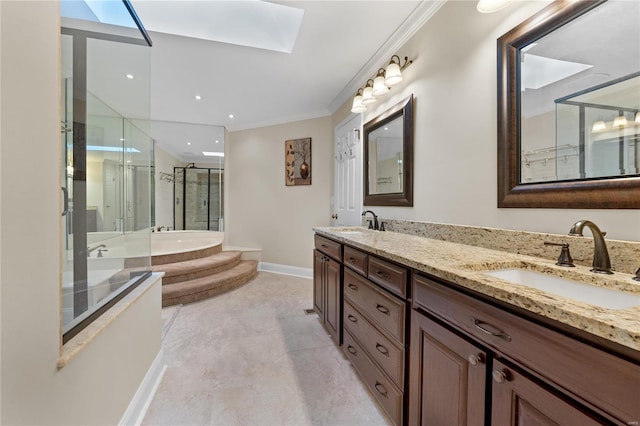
[143,271,392,426]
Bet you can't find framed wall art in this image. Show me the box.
[285,137,311,186]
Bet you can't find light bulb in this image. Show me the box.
[361,84,376,105]
[477,0,512,13]
[384,61,402,86]
[635,112,640,123]
[591,121,606,132]
[351,93,366,113]
[613,115,628,127]
[372,75,389,96]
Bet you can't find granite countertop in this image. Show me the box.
[313,226,640,351]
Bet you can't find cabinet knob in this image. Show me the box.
[492,369,510,384]
[347,283,358,291]
[347,345,357,355]
[376,304,390,315]
[376,343,390,357]
[468,353,484,366]
[347,314,358,323]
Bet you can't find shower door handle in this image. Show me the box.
[61,187,69,216]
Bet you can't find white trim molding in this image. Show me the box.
[119,349,167,426]
[259,262,313,279]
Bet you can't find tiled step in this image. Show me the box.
[162,260,258,307]
[152,244,222,266]
[153,251,242,285]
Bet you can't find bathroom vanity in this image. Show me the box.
[312,227,640,426]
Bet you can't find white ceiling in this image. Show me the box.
[124,0,444,162]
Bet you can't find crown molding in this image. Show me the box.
[327,0,447,114]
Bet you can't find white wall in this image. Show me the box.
[0,2,161,424]
[332,0,640,242]
[154,144,180,228]
[226,117,333,268]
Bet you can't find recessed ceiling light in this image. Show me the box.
[120,138,126,141]
[187,142,191,145]
[228,114,234,119]
[195,95,202,100]
[126,74,134,79]
[203,152,225,157]
[215,140,219,144]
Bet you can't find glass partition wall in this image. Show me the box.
[173,165,225,231]
[61,1,152,343]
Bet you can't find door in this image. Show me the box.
[491,359,602,425]
[409,310,487,426]
[333,114,362,226]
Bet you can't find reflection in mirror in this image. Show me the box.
[498,0,640,208]
[520,0,639,184]
[364,94,413,206]
[368,116,404,194]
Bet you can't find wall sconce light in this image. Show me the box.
[372,69,389,96]
[361,79,377,105]
[351,88,367,113]
[591,120,606,132]
[635,111,640,123]
[613,115,628,127]
[350,54,413,114]
[477,0,512,13]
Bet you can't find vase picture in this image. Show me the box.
[285,138,312,186]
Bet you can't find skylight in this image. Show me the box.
[522,54,593,90]
[131,0,304,53]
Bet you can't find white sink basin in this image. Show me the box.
[483,268,640,310]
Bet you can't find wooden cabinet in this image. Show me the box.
[411,273,640,426]
[409,311,486,426]
[342,245,409,426]
[491,359,602,426]
[313,235,342,345]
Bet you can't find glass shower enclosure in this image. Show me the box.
[174,166,225,231]
[61,0,153,343]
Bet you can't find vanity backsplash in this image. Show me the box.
[364,218,640,275]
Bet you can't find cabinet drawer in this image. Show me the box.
[344,245,368,276]
[343,329,403,426]
[413,274,640,425]
[344,268,405,345]
[368,256,407,297]
[314,234,341,261]
[344,300,405,388]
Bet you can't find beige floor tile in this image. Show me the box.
[142,272,392,426]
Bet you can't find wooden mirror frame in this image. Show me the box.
[364,94,414,206]
[497,0,640,209]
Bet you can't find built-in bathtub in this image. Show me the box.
[63,231,224,326]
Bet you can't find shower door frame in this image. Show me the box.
[173,166,224,231]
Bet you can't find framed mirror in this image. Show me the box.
[498,0,640,208]
[364,94,414,206]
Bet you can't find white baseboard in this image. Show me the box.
[119,349,167,426]
[258,262,313,279]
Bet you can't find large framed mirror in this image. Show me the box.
[498,0,640,208]
[364,94,414,206]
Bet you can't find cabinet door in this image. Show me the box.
[491,360,603,426]
[325,257,341,345]
[409,310,486,426]
[313,250,325,321]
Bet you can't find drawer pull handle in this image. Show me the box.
[375,270,390,279]
[376,304,390,315]
[468,353,484,366]
[492,369,511,384]
[375,343,390,356]
[348,283,358,291]
[347,345,357,355]
[347,314,358,323]
[473,318,511,342]
[374,382,388,398]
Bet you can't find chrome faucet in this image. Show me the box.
[568,220,613,274]
[87,244,106,258]
[362,210,379,230]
